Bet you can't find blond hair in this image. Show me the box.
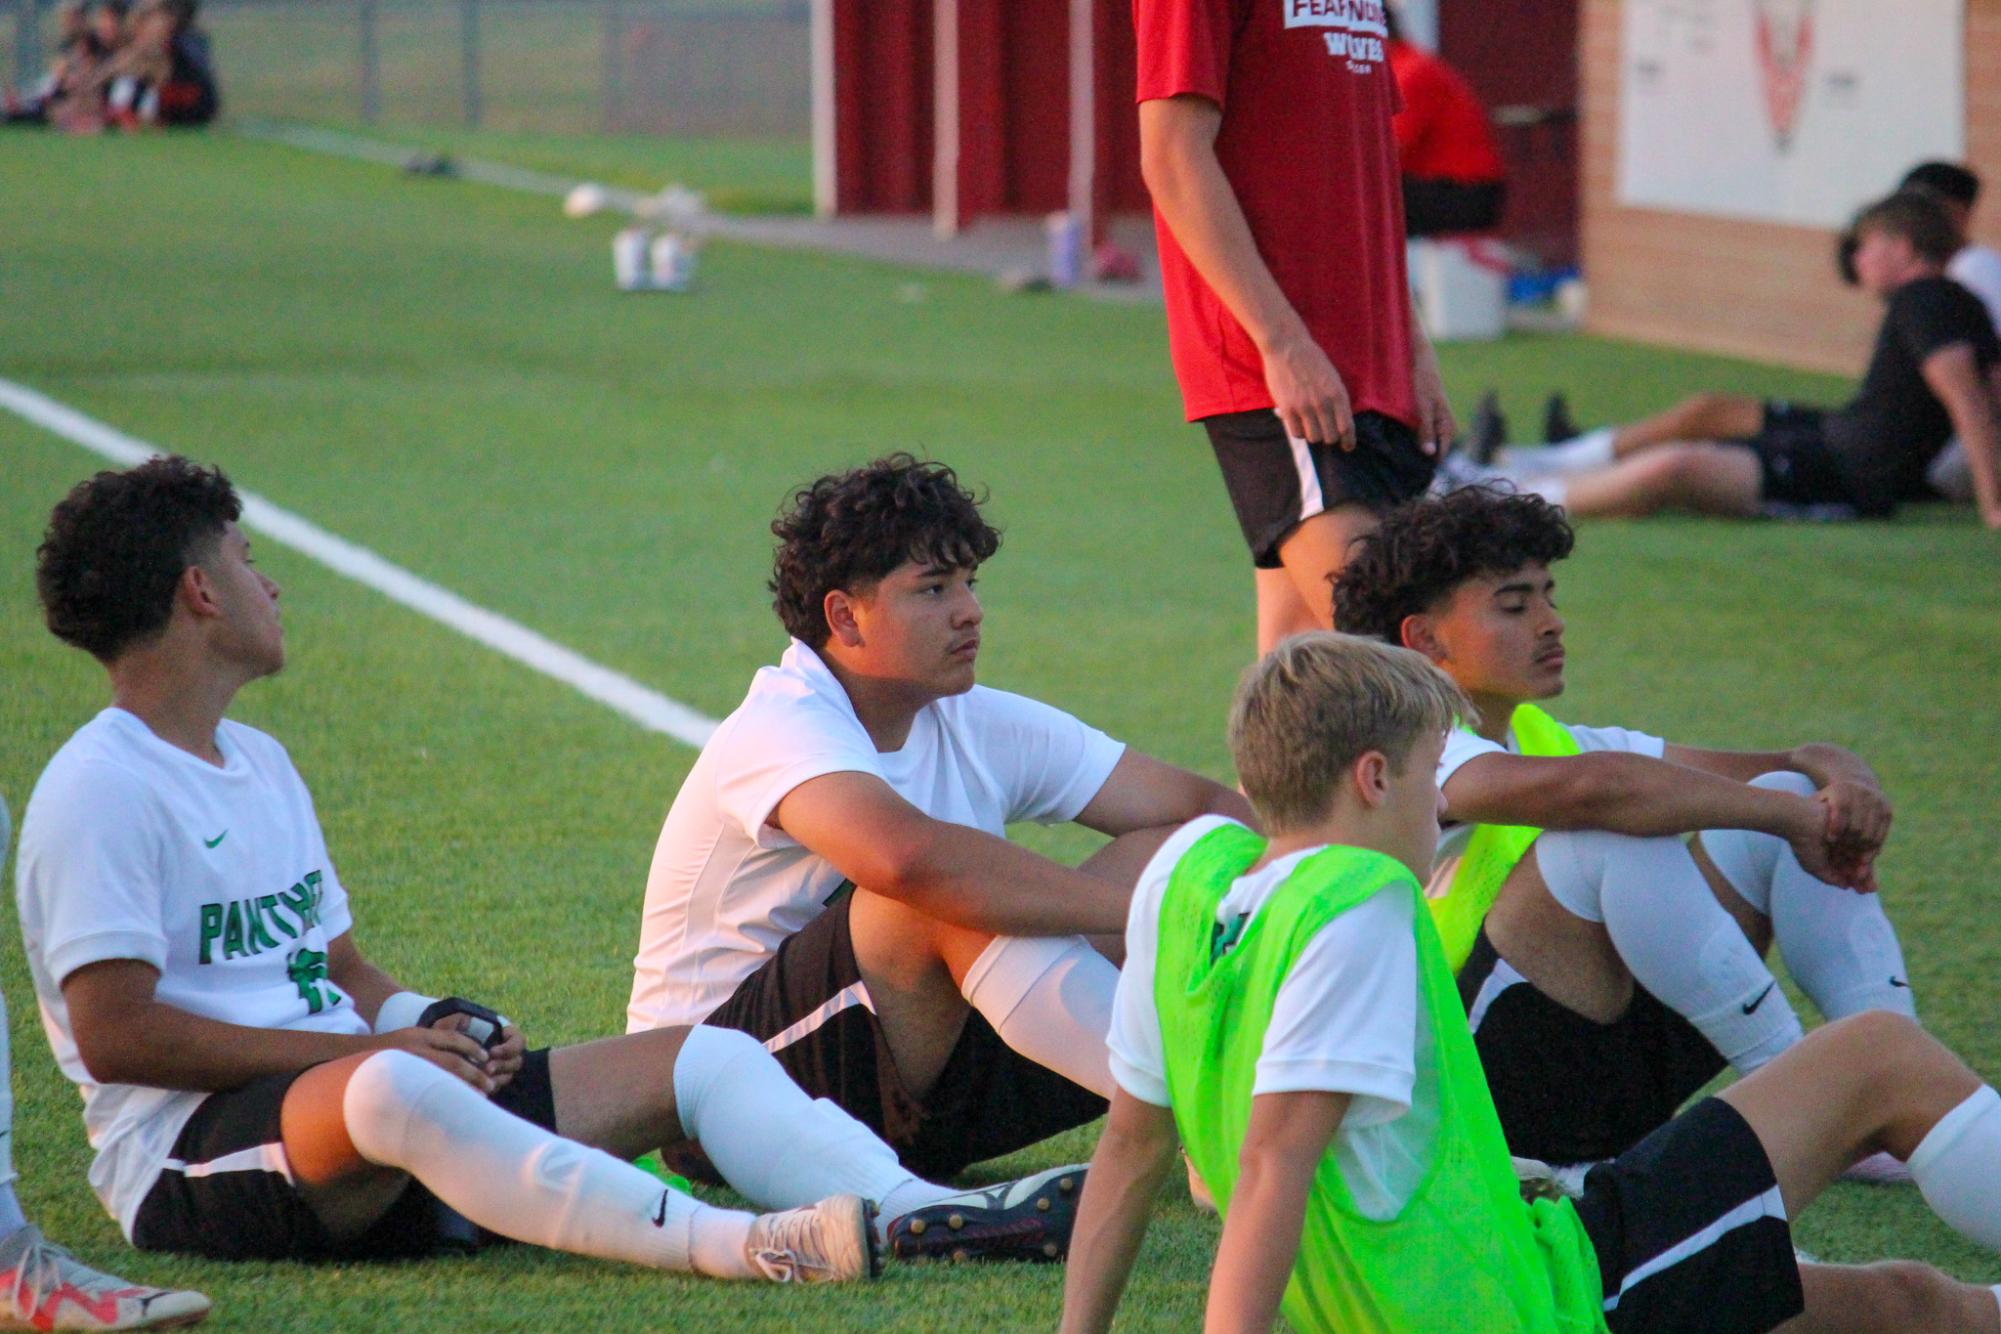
[1229,632,1475,833]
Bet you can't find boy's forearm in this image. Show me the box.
[1204,1146,1315,1334]
[1465,752,1818,842]
[1061,1095,1181,1334]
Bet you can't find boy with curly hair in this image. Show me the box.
[1064,631,2001,1334]
[627,455,1250,1257]
[1331,486,1915,1179]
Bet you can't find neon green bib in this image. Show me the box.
[1155,825,1605,1334]
[1432,704,1582,973]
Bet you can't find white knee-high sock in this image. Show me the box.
[342,1050,759,1277]
[960,936,1116,1098]
[1536,829,1803,1073]
[673,1025,951,1238]
[1700,773,1916,1022]
[1908,1085,2001,1250]
[1527,427,1618,473]
[0,983,24,1238]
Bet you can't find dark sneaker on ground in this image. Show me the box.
[744,1194,881,1283]
[886,1165,1086,1264]
[1469,389,1508,465]
[1543,391,1580,445]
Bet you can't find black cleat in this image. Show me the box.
[887,1165,1086,1264]
[1543,391,1579,445]
[1468,389,1508,465]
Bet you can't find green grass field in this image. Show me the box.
[3,129,2000,1329]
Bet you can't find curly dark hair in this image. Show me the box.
[1332,485,1574,645]
[37,455,241,661]
[769,454,1001,647]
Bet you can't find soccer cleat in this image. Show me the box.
[1543,391,1580,445]
[886,1164,1086,1264]
[743,1194,880,1284]
[1468,389,1508,465]
[0,1226,210,1330]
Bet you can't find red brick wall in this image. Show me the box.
[1580,0,2001,375]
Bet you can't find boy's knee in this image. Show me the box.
[342,1049,458,1155]
[1749,770,1818,799]
[1866,1260,1964,1323]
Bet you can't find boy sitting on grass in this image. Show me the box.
[1062,632,2001,1334]
[1330,485,1916,1180]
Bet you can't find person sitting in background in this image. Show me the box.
[1898,161,2001,503]
[103,0,215,130]
[1442,192,2001,529]
[3,2,95,124]
[1387,9,1506,238]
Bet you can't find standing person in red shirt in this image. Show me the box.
[1387,9,1507,236]
[1136,0,1456,654]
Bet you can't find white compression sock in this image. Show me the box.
[1532,426,1618,472]
[673,1025,950,1240]
[1700,772,1916,1022]
[1908,1085,2001,1251]
[960,936,1117,1098]
[342,1050,758,1277]
[0,984,24,1239]
[1536,829,1803,1074]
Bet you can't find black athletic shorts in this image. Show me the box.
[1461,927,1724,1167]
[671,888,1106,1182]
[1203,408,1437,569]
[131,1048,557,1261]
[1740,400,1882,516]
[1402,177,1507,238]
[1576,1097,1805,1333]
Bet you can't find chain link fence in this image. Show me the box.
[3,0,808,136]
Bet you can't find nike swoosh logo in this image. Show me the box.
[1742,982,1777,1015]
[203,830,228,848]
[1889,977,1910,988]
[652,1191,670,1227]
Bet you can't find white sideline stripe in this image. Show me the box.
[162,1141,294,1183]
[764,981,875,1055]
[0,377,720,748]
[1603,1184,1788,1311]
[1287,433,1327,521]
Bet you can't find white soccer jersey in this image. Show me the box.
[1109,817,1434,1221]
[15,708,364,1236]
[1427,718,1665,898]
[627,640,1126,1031]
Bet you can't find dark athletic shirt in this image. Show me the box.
[1825,276,2000,500]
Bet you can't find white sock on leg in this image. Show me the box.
[1536,829,1803,1074]
[342,1049,758,1277]
[672,1025,950,1239]
[0,985,24,1239]
[1908,1085,2001,1250]
[960,936,1117,1098]
[1534,426,1618,472]
[1700,773,1916,1021]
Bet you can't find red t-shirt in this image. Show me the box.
[1135,0,1416,427]
[1389,40,1504,183]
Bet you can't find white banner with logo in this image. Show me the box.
[1617,0,1965,228]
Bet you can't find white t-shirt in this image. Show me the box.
[1108,816,1436,1221]
[15,708,363,1237]
[1949,245,2001,332]
[1426,718,1664,898]
[627,640,1127,1031]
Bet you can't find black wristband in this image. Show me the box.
[417,996,508,1051]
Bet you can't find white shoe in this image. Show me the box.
[742,1194,879,1283]
[0,1226,210,1330]
[1840,1150,1914,1186]
[886,1165,1086,1263]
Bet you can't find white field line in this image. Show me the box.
[0,377,720,748]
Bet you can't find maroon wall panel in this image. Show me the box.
[833,0,934,213]
[1094,0,1148,218]
[1439,0,1580,266]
